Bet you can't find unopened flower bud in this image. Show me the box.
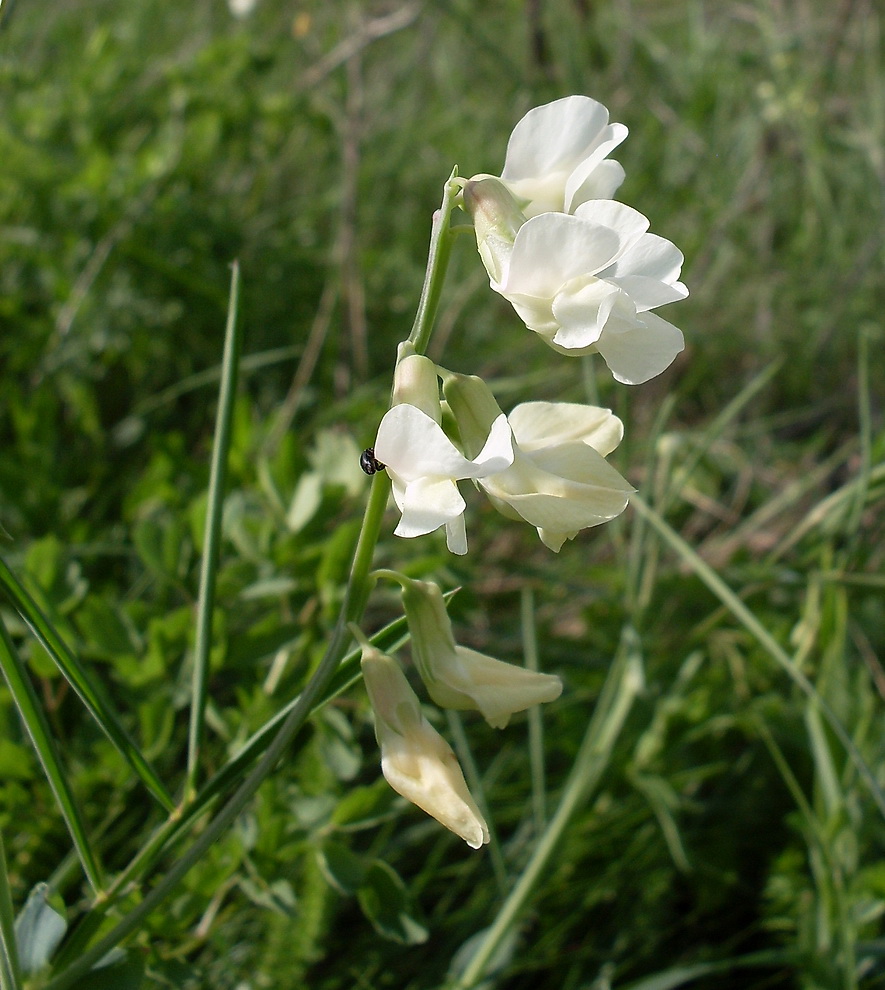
[360,641,489,848]
[400,577,562,729]
[391,344,442,423]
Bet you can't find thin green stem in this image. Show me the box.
[847,324,872,538]
[450,628,644,990]
[407,170,461,356]
[629,491,885,821]
[0,558,174,812]
[520,586,547,833]
[0,615,104,894]
[186,261,242,798]
[0,831,23,990]
[445,711,507,895]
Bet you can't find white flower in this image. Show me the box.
[487,198,688,384]
[443,373,634,551]
[399,577,562,729]
[361,643,489,849]
[491,95,628,217]
[373,353,513,555]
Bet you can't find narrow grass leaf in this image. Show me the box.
[0,558,174,813]
[630,493,885,822]
[621,948,796,990]
[0,832,23,990]
[186,260,243,797]
[451,626,645,990]
[0,618,104,892]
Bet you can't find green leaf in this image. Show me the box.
[317,841,366,896]
[14,884,66,975]
[356,861,427,945]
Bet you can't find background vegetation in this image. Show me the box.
[0,0,883,987]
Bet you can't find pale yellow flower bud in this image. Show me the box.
[360,643,489,849]
[400,577,562,729]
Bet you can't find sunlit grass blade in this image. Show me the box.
[186,261,242,798]
[450,625,645,990]
[0,558,174,813]
[630,492,885,822]
[0,615,104,894]
[520,585,547,833]
[619,948,798,990]
[0,831,24,990]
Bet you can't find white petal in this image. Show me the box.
[490,486,630,532]
[602,232,685,283]
[574,199,650,253]
[594,312,685,384]
[537,528,573,552]
[374,405,475,481]
[394,477,465,538]
[550,280,621,349]
[507,402,623,455]
[607,275,689,312]
[503,214,621,297]
[445,514,468,556]
[566,156,626,211]
[462,413,514,476]
[501,96,612,183]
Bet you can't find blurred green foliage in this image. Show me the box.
[1,0,884,988]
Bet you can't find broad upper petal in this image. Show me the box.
[600,232,686,283]
[501,96,612,183]
[503,214,621,296]
[375,405,475,481]
[507,402,623,455]
[565,143,628,211]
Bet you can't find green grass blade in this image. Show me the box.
[186,260,242,798]
[630,492,885,822]
[520,585,547,833]
[0,615,104,894]
[0,831,23,990]
[451,626,645,990]
[0,558,175,813]
[620,949,797,990]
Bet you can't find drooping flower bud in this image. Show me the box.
[399,576,562,729]
[360,640,489,849]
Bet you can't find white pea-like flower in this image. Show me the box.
[464,183,688,385]
[399,577,563,729]
[443,372,634,551]
[361,643,489,849]
[373,349,513,555]
[485,95,628,217]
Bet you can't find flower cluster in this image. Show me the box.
[360,95,689,846]
[464,96,688,385]
[359,575,561,847]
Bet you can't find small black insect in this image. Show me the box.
[359,447,386,475]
